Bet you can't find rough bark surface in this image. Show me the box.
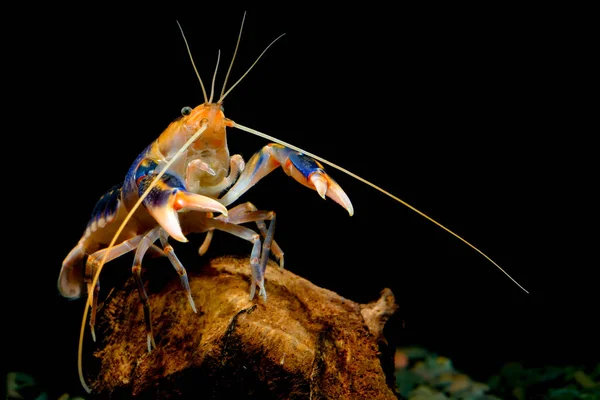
[85,256,399,399]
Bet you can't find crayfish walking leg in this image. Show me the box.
[186,214,277,301]
[210,202,284,268]
[129,227,200,351]
[131,228,163,352]
[159,230,196,313]
[84,236,146,341]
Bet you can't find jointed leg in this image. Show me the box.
[203,218,277,301]
[198,230,214,256]
[259,212,276,277]
[200,202,284,267]
[85,235,144,341]
[218,202,283,268]
[131,227,162,352]
[218,210,277,281]
[159,230,197,313]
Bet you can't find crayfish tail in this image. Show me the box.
[58,243,86,299]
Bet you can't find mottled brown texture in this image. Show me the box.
[84,256,399,399]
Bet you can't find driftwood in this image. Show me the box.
[85,256,399,399]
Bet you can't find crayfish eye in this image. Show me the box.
[220,105,225,112]
[181,106,193,116]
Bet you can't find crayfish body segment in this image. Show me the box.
[58,101,354,350]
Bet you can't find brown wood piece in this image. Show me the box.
[86,256,399,399]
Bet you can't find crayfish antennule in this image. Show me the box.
[208,49,221,104]
[220,11,247,101]
[219,32,286,103]
[177,21,208,104]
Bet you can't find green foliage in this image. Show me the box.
[5,372,85,400]
[395,347,600,400]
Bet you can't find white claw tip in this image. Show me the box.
[310,174,328,199]
[176,234,190,243]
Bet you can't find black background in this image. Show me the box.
[5,4,595,397]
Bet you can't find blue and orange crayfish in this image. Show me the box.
[59,16,527,394]
[58,25,354,355]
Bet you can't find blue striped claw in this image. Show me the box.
[283,149,354,216]
[138,172,228,242]
[221,144,354,215]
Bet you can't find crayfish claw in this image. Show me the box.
[278,148,354,216]
[315,174,354,216]
[141,173,228,243]
[310,173,328,199]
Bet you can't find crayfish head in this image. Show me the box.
[158,103,232,156]
[154,102,234,187]
[181,103,230,136]
[180,103,233,158]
